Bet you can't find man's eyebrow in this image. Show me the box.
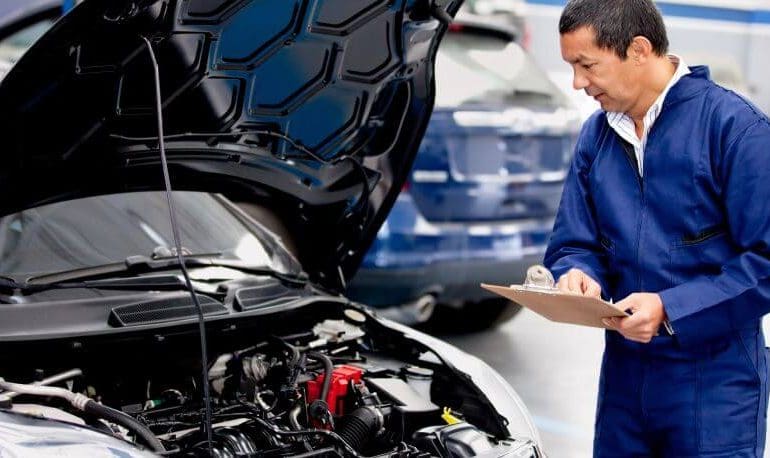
[570,55,596,65]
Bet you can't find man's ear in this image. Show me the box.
[627,36,653,64]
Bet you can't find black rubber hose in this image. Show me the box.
[308,351,333,402]
[237,401,368,458]
[277,338,300,368]
[337,407,380,452]
[431,3,453,24]
[83,400,165,452]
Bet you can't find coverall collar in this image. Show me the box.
[661,65,712,109]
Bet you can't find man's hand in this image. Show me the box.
[603,293,666,343]
[556,268,602,298]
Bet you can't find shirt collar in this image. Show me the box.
[607,54,690,122]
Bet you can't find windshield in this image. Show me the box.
[0,18,54,78]
[435,31,568,108]
[0,191,299,278]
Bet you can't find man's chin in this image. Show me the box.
[598,100,616,112]
[591,94,611,111]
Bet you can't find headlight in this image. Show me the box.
[382,318,544,452]
[504,441,542,457]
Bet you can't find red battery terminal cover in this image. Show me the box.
[306,365,364,416]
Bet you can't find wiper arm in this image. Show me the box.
[0,277,24,292]
[1,274,190,296]
[24,252,225,284]
[124,255,309,287]
[2,255,309,296]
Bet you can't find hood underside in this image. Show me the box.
[0,0,461,290]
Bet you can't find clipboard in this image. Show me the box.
[480,283,630,329]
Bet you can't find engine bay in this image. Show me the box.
[0,299,534,457]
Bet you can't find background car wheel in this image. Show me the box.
[418,298,522,334]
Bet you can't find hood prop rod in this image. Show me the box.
[141,35,214,453]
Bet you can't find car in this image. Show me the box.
[0,0,543,457]
[346,18,581,331]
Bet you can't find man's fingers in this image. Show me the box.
[614,296,632,311]
[558,270,602,297]
[617,312,653,334]
[617,311,641,329]
[556,275,569,292]
[612,313,657,343]
[584,280,601,298]
[567,272,582,293]
[625,335,652,343]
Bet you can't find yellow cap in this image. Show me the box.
[442,407,462,425]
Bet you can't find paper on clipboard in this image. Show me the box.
[480,283,629,329]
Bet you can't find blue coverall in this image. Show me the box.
[545,66,770,457]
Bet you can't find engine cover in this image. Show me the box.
[305,364,364,416]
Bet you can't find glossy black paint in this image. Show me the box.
[0,0,461,291]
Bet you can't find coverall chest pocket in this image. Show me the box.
[599,235,615,256]
[599,234,615,272]
[668,226,733,287]
[599,235,618,292]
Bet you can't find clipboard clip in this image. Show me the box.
[516,265,557,292]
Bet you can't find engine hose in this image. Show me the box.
[289,403,303,430]
[308,351,333,402]
[337,407,381,452]
[276,337,300,368]
[0,378,165,453]
[83,400,166,452]
[0,368,82,400]
[237,401,369,458]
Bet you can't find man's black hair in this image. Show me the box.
[559,0,669,60]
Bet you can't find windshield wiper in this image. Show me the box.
[0,274,192,298]
[0,254,309,296]
[119,255,309,287]
[0,276,22,292]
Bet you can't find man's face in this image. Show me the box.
[560,26,640,113]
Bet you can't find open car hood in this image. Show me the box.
[0,0,461,291]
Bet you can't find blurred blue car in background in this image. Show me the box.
[346,17,580,331]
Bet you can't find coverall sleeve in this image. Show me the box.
[544,129,609,292]
[659,118,770,347]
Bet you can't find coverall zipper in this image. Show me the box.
[620,140,645,292]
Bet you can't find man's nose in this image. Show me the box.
[572,71,589,90]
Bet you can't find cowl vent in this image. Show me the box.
[109,294,227,327]
[234,281,298,311]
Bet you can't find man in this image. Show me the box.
[544,0,770,456]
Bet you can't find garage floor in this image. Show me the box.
[445,309,770,457]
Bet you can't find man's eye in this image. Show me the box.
[582,63,595,70]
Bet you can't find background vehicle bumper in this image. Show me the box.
[348,249,545,307]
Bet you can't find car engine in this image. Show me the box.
[0,301,536,457]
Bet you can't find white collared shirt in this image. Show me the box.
[606,55,690,176]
